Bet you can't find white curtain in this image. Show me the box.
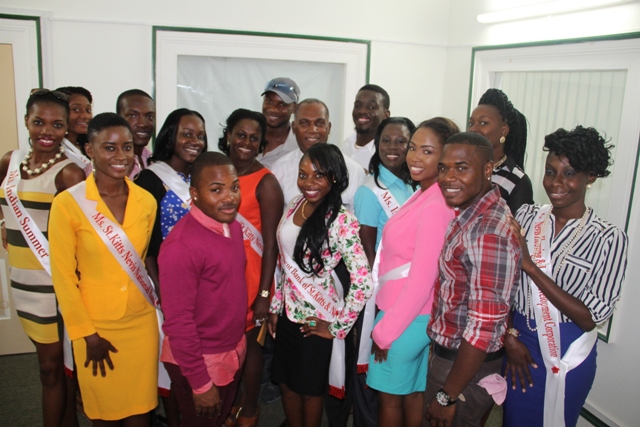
[176,56,346,149]
[496,70,627,222]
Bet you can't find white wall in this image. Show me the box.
[446,2,640,426]
[0,0,451,127]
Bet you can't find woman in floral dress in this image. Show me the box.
[267,144,373,427]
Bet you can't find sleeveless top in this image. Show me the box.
[0,158,73,338]
[238,167,273,329]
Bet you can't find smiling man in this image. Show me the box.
[342,84,391,170]
[256,77,300,170]
[116,89,156,179]
[271,98,365,213]
[424,132,522,427]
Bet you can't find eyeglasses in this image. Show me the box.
[30,88,69,102]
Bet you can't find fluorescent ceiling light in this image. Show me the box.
[477,0,634,23]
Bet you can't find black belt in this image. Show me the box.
[433,342,505,362]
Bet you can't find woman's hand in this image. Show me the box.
[507,216,536,272]
[301,316,335,340]
[193,384,221,419]
[84,333,118,377]
[252,295,270,327]
[2,222,6,250]
[268,313,279,339]
[504,333,537,392]
[370,338,389,363]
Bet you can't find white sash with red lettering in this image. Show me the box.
[528,205,597,427]
[363,177,401,218]
[146,162,191,206]
[277,198,347,397]
[357,240,410,372]
[3,150,75,373]
[236,213,264,257]
[62,138,92,170]
[67,181,160,308]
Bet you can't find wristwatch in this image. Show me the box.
[435,388,458,407]
[259,290,270,298]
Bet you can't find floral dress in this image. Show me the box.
[269,195,373,338]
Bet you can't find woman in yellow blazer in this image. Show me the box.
[50,113,158,426]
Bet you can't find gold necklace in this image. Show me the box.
[237,159,256,176]
[301,199,309,220]
[493,155,508,170]
[22,146,65,176]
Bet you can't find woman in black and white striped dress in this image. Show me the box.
[468,88,534,214]
[503,126,628,427]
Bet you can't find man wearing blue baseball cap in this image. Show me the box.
[257,77,301,169]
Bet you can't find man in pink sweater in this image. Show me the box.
[159,152,248,427]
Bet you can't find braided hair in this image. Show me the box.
[478,88,528,170]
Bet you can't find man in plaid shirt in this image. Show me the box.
[424,132,522,427]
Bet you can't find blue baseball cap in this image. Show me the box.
[262,77,300,104]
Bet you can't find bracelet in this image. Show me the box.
[259,290,270,298]
[0,219,5,228]
[507,327,520,338]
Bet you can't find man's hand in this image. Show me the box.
[425,398,456,427]
[193,384,221,418]
[504,333,537,392]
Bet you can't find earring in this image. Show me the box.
[499,136,506,144]
[587,184,592,190]
[487,177,491,181]
[226,139,230,147]
[91,159,95,173]
[194,197,198,201]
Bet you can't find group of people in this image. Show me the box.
[0,78,628,427]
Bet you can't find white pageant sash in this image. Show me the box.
[146,162,191,206]
[363,178,401,219]
[67,181,160,308]
[62,138,92,170]
[3,151,75,373]
[236,213,264,257]
[3,150,52,274]
[357,239,411,372]
[528,205,597,427]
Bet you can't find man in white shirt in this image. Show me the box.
[271,98,366,213]
[256,77,300,170]
[341,84,391,170]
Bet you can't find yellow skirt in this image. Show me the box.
[74,306,158,421]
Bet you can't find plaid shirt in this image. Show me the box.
[427,186,521,353]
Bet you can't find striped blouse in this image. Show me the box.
[492,156,533,214]
[513,204,628,324]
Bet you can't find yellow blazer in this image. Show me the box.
[50,174,156,341]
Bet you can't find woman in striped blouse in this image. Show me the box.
[503,126,628,427]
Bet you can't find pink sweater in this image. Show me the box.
[372,183,454,350]
[159,211,247,390]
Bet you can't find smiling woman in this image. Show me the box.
[217,108,284,426]
[50,112,159,424]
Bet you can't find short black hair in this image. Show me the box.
[218,108,268,155]
[87,113,131,142]
[369,117,415,188]
[190,151,234,189]
[444,131,494,164]
[358,84,390,110]
[152,109,208,162]
[294,98,330,120]
[478,88,527,169]
[544,126,613,177]
[56,86,93,103]
[26,89,70,119]
[116,89,154,114]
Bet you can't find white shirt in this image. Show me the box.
[271,145,366,214]
[257,127,298,170]
[341,132,375,171]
